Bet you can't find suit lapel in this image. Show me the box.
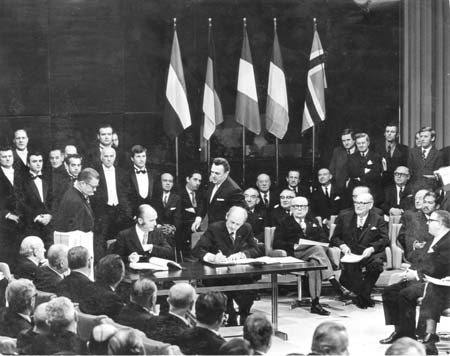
[131,173,138,195]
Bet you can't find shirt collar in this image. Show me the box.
[1,166,14,173]
[103,164,115,171]
[169,311,190,325]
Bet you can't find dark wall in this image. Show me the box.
[0,0,399,184]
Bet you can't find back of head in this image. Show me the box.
[311,321,349,355]
[107,329,145,355]
[130,278,157,307]
[33,302,49,333]
[19,236,43,257]
[78,167,99,183]
[6,279,36,314]
[46,297,76,332]
[195,292,227,326]
[67,246,90,270]
[243,313,273,352]
[47,244,69,271]
[385,337,425,355]
[95,254,125,287]
[218,338,252,355]
[167,282,195,310]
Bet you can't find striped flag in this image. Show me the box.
[202,20,223,140]
[164,21,191,140]
[235,19,261,135]
[266,19,289,140]
[301,21,327,133]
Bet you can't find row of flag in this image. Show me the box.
[164,18,327,143]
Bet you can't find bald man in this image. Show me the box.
[113,204,173,263]
[255,173,278,212]
[13,236,46,281]
[145,283,195,345]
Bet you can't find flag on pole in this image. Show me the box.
[164,19,191,140]
[266,18,289,140]
[235,18,261,135]
[301,19,327,133]
[202,19,223,140]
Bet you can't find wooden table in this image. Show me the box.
[130,261,326,340]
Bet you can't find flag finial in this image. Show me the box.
[173,18,177,29]
[208,18,212,27]
[273,18,277,30]
[243,17,247,27]
[313,17,317,30]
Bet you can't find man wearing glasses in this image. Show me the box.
[380,210,450,344]
[270,189,296,227]
[274,196,351,315]
[331,192,389,309]
[380,166,414,217]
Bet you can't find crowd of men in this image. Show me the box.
[0,123,449,354]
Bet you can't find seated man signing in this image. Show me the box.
[273,196,350,316]
[193,206,262,325]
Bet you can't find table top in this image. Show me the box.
[131,261,326,282]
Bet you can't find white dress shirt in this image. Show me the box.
[1,166,14,185]
[134,166,149,199]
[103,165,119,206]
[31,171,44,203]
[16,149,28,165]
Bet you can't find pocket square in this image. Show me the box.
[334,196,341,200]
[312,223,317,228]
[367,160,373,165]
[170,207,176,210]
[370,226,377,230]
[216,198,225,201]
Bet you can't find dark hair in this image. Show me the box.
[95,254,124,287]
[130,145,147,156]
[0,145,13,152]
[27,151,43,163]
[212,157,230,172]
[341,128,355,139]
[186,169,202,179]
[434,210,450,229]
[423,191,438,202]
[218,339,252,355]
[419,126,436,139]
[243,313,273,351]
[195,292,227,325]
[67,246,90,270]
[64,153,83,165]
[98,124,113,133]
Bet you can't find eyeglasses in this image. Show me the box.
[394,172,409,177]
[280,195,294,199]
[244,194,258,199]
[427,218,440,224]
[353,201,371,206]
[291,205,308,209]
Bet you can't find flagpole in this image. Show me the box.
[173,17,179,182]
[241,17,247,187]
[311,18,318,171]
[274,18,280,185]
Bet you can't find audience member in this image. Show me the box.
[380,166,414,216]
[63,144,78,158]
[87,323,118,355]
[52,153,83,209]
[331,192,389,308]
[0,279,35,338]
[145,282,195,345]
[13,235,46,281]
[385,337,426,355]
[255,173,278,213]
[35,244,68,293]
[86,124,115,168]
[193,206,262,325]
[12,129,29,174]
[219,338,252,355]
[283,169,310,198]
[274,196,350,315]
[30,296,88,354]
[48,148,64,171]
[244,187,268,242]
[16,302,49,355]
[329,128,356,191]
[107,328,145,355]
[380,210,450,343]
[116,278,157,331]
[114,204,173,263]
[414,131,422,148]
[270,189,295,227]
[177,292,227,355]
[243,313,272,355]
[310,321,349,355]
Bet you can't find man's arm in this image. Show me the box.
[192,229,217,259]
[149,229,174,260]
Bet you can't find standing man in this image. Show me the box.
[47,148,65,178]
[329,128,356,192]
[255,173,278,213]
[52,154,83,210]
[377,124,409,186]
[86,124,114,168]
[380,166,414,217]
[408,126,443,193]
[12,129,29,174]
[194,157,245,227]
[331,192,389,308]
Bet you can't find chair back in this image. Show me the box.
[328,223,337,239]
[264,227,287,257]
[191,232,203,250]
[329,215,338,225]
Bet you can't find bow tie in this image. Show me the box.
[31,174,43,180]
[135,169,147,174]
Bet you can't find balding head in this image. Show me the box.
[101,147,116,168]
[19,236,45,263]
[225,206,248,234]
[318,168,332,186]
[385,337,425,355]
[290,196,309,219]
[244,187,260,210]
[130,278,157,309]
[33,302,50,334]
[168,283,196,312]
[256,173,271,192]
[137,204,158,232]
[352,186,370,200]
[47,244,69,274]
[311,322,349,355]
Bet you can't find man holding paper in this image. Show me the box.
[273,196,350,315]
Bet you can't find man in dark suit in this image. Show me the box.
[51,153,82,211]
[116,278,157,331]
[0,146,24,265]
[13,236,46,281]
[380,210,450,344]
[179,170,204,259]
[408,126,443,193]
[145,283,194,345]
[113,204,174,263]
[91,147,131,259]
[377,124,409,186]
[244,187,268,243]
[442,145,450,166]
[347,133,383,205]
[310,168,343,226]
[255,173,278,213]
[380,166,414,216]
[329,128,356,192]
[397,191,437,263]
[12,129,29,175]
[21,152,53,248]
[195,157,245,227]
[331,192,389,308]
[122,145,158,216]
[56,246,96,304]
[273,196,350,315]
[282,169,311,198]
[0,279,35,338]
[177,292,226,355]
[270,189,295,227]
[35,244,68,294]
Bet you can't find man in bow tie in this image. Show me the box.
[52,154,83,211]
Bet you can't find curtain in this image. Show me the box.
[402,0,450,148]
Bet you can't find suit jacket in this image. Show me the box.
[53,187,95,232]
[193,221,261,259]
[330,209,389,255]
[439,191,450,213]
[144,313,190,346]
[151,191,182,229]
[397,210,432,262]
[205,177,245,223]
[12,150,28,175]
[270,206,291,228]
[0,307,32,338]
[178,326,225,355]
[442,146,450,166]
[80,281,124,319]
[34,265,64,294]
[329,146,351,190]
[273,215,328,256]
[407,146,443,192]
[0,167,23,225]
[115,301,156,331]
[13,256,39,281]
[180,186,205,224]
[122,166,157,215]
[380,184,414,215]
[51,169,76,211]
[247,207,268,243]
[256,189,279,213]
[113,226,174,263]
[310,184,343,220]
[55,270,96,304]
[29,330,88,355]
[376,142,409,185]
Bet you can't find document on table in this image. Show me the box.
[341,253,364,263]
[203,256,304,266]
[298,238,329,247]
[424,275,450,287]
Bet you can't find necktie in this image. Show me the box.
[263,193,269,207]
[230,232,235,242]
[143,232,149,245]
[361,152,365,158]
[325,186,330,198]
[422,149,426,160]
[357,217,364,229]
[136,169,147,174]
[163,194,168,207]
[300,219,306,232]
[190,191,197,208]
[346,149,351,155]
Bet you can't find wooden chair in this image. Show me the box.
[385,223,403,270]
